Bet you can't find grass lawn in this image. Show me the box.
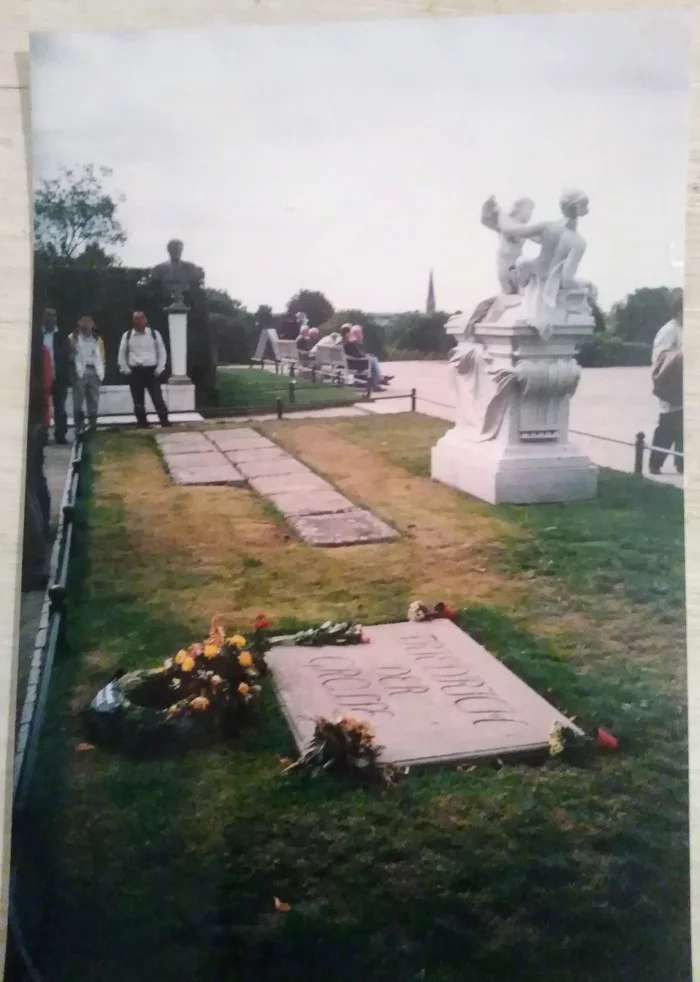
[31,414,688,982]
[216,366,363,411]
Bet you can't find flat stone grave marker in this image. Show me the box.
[224,446,289,465]
[248,472,331,497]
[267,619,582,766]
[267,489,354,518]
[235,457,311,480]
[156,432,213,454]
[288,508,397,546]
[166,451,245,486]
[205,428,275,452]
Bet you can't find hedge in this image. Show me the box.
[576,335,652,368]
[33,264,218,405]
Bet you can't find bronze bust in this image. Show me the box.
[151,239,205,305]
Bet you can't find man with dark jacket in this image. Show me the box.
[22,323,52,591]
[41,306,70,444]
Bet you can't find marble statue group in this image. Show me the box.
[431,189,599,504]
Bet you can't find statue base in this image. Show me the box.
[431,427,598,505]
[66,382,195,418]
[431,297,598,505]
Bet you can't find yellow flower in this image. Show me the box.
[237,682,250,696]
[228,634,247,649]
[203,643,219,659]
[238,651,253,669]
[174,650,188,666]
[191,696,210,711]
[181,656,195,672]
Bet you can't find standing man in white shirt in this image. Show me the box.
[118,311,171,428]
[69,316,106,433]
[41,306,70,444]
[649,288,684,475]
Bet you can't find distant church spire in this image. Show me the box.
[426,270,436,315]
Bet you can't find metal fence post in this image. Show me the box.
[410,388,417,412]
[288,380,296,404]
[634,432,645,474]
[276,397,283,419]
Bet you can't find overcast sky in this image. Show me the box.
[30,9,691,314]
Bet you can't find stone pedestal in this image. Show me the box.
[431,302,598,504]
[165,302,195,412]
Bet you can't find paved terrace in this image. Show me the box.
[365,363,683,489]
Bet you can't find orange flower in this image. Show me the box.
[238,651,253,669]
[181,656,195,672]
[238,682,250,697]
[191,696,210,711]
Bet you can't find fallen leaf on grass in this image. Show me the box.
[273,897,291,912]
[278,757,293,768]
[76,742,94,752]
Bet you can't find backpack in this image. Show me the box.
[652,348,683,406]
[126,326,159,364]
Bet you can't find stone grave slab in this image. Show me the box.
[224,446,289,465]
[248,472,331,497]
[166,451,245,486]
[156,432,214,455]
[267,619,583,767]
[267,489,354,518]
[205,428,275,452]
[288,508,397,546]
[235,456,311,480]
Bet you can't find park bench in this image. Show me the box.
[314,345,369,387]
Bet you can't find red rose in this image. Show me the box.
[595,727,619,751]
[255,613,270,630]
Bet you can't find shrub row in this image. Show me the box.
[576,336,652,368]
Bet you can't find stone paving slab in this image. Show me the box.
[235,456,311,480]
[248,472,331,497]
[288,508,398,546]
[156,432,215,454]
[267,489,355,518]
[224,446,289,465]
[166,451,245,486]
[205,428,275,452]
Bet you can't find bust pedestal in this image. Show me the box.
[431,303,598,504]
[165,302,195,412]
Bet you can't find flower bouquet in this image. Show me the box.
[282,715,400,787]
[407,601,456,622]
[83,615,262,756]
[548,720,619,765]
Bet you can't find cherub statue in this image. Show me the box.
[481,196,535,294]
[481,189,597,338]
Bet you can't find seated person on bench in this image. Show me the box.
[343,324,393,391]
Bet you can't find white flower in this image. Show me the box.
[407,601,429,623]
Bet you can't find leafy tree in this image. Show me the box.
[590,299,607,334]
[34,164,126,265]
[74,242,121,269]
[205,288,244,317]
[388,312,453,355]
[286,290,334,328]
[610,287,675,344]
